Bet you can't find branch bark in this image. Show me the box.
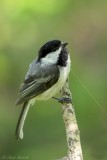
[58,81,83,160]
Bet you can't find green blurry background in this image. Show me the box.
[0,0,107,159]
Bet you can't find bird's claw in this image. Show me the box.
[52,97,72,104]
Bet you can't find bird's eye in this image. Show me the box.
[52,48,57,52]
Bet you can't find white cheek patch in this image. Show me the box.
[41,47,62,65]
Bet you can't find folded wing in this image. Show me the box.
[16,63,59,105]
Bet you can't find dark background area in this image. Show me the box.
[0,0,107,159]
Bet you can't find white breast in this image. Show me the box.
[34,55,71,100]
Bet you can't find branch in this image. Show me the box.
[58,81,83,160]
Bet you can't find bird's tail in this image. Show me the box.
[15,101,30,140]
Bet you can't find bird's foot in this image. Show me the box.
[52,97,72,104]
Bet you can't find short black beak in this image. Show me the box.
[62,42,68,48]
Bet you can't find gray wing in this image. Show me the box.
[16,60,59,105]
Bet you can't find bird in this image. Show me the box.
[15,40,71,140]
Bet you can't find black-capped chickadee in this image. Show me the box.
[15,40,71,139]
